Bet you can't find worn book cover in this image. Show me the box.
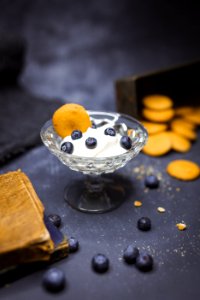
[0,170,57,269]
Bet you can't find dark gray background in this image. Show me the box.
[0,1,200,299]
[1,0,200,109]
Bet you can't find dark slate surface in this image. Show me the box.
[0,142,200,300]
[0,0,200,299]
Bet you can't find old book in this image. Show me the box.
[0,170,55,270]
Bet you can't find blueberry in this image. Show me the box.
[69,237,79,253]
[120,136,132,150]
[104,127,116,136]
[136,253,153,272]
[145,175,159,189]
[85,137,97,149]
[71,130,82,140]
[92,254,109,273]
[42,268,65,292]
[47,214,61,227]
[61,142,73,154]
[123,245,139,264]
[137,217,151,231]
[91,122,97,129]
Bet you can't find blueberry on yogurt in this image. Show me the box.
[71,130,82,140]
[60,142,74,154]
[104,127,116,136]
[85,137,97,149]
[120,136,132,150]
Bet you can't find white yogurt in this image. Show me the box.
[61,124,128,157]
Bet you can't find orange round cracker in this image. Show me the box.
[170,118,196,131]
[175,106,194,116]
[142,95,173,110]
[141,121,168,135]
[167,131,191,153]
[167,160,200,181]
[142,108,175,123]
[52,103,91,138]
[171,121,197,141]
[184,112,200,125]
[142,132,171,156]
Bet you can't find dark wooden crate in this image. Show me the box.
[115,60,200,118]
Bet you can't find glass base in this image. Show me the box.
[64,175,127,213]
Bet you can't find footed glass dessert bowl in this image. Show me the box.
[41,111,148,213]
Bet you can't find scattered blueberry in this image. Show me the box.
[137,217,151,231]
[48,214,61,227]
[123,245,139,264]
[71,130,82,140]
[85,137,97,149]
[104,127,116,136]
[68,237,79,253]
[136,253,153,272]
[61,142,73,154]
[92,254,109,273]
[120,136,132,150]
[144,175,159,189]
[42,268,66,292]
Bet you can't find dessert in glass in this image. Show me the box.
[41,104,148,213]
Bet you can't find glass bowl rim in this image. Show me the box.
[40,110,148,161]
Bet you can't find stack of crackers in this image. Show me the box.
[141,95,200,156]
[0,170,68,271]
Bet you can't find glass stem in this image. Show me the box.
[85,175,105,194]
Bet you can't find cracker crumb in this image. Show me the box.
[134,200,142,207]
[176,187,181,192]
[128,129,133,136]
[176,223,187,231]
[157,207,166,213]
[133,167,140,173]
[157,172,163,180]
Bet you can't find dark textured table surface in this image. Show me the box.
[0,1,200,299]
